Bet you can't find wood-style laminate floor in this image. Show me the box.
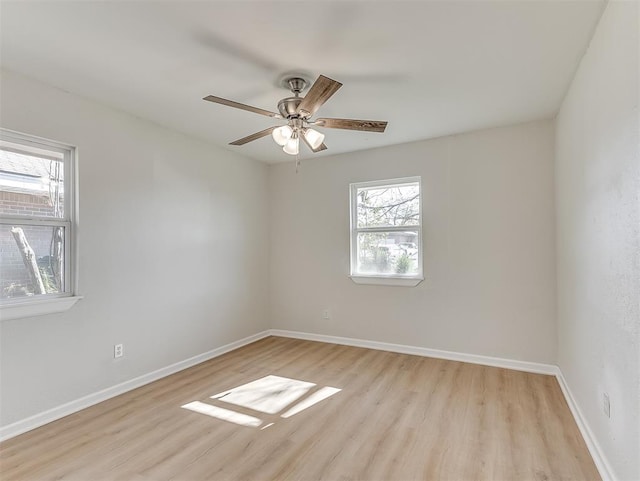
[0,336,600,481]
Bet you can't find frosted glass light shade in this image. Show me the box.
[272,125,293,146]
[304,128,325,150]
[283,136,299,155]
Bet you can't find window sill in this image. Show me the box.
[0,295,83,321]
[350,275,423,287]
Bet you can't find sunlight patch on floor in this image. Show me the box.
[181,375,341,428]
[281,386,341,418]
[181,401,263,427]
[212,375,315,414]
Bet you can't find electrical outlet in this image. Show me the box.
[114,343,124,359]
[322,309,331,320]
[603,392,610,418]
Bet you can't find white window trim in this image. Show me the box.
[1,295,82,321]
[0,129,81,321]
[349,176,424,287]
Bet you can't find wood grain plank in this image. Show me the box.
[314,117,387,132]
[296,75,342,118]
[0,337,601,481]
[203,95,281,118]
[229,126,276,145]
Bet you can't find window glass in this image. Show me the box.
[0,224,65,299]
[356,232,419,276]
[350,177,422,283]
[0,130,74,303]
[356,183,419,228]
[0,148,65,219]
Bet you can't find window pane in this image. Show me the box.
[356,231,419,276]
[357,183,419,228]
[0,147,65,218]
[0,224,65,299]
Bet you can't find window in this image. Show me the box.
[350,177,423,286]
[0,129,80,320]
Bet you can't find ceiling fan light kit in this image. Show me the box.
[272,125,293,146]
[203,74,388,156]
[283,132,300,155]
[303,128,325,150]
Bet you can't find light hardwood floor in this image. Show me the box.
[0,336,600,481]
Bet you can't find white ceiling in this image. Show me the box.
[0,1,604,164]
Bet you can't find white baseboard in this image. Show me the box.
[269,329,558,375]
[0,330,270,442]
[269,329,616,481]
[555,370,617,481]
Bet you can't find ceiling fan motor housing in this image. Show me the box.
[277,76,310,118]
[277,97,304,118]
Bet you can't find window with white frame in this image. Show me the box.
[0,129,78,314]
[350,177,422,286]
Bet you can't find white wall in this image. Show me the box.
[269,120,557,364]
[0,70,270,426]
[555,1,640,479]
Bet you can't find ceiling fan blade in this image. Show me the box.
[314,118,387,133]
[301,134,328,153]
[203,95,281,118]
[229,126,277,146]
[296,75,342,118]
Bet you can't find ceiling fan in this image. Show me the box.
[203,74,388,156]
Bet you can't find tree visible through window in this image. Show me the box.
[350,177,422,281]
[0,130,75,301]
